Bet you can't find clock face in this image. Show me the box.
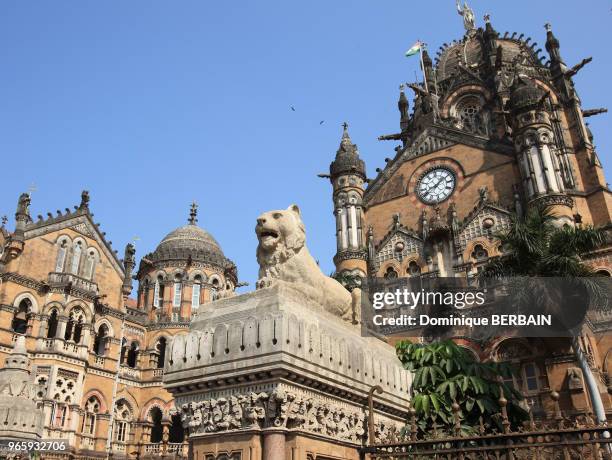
[417,168,456,204]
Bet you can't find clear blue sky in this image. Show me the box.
[2,1,610,291]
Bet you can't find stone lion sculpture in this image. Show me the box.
[256,204,360,324]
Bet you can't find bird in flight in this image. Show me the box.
[320,120,325,125]
[290,106,296,111]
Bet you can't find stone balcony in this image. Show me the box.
[48,272,98,295]
[119,364,141,380]
[39,337,89,360]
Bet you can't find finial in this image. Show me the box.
[342,121,349,131]
[399,83,405,92]
[188,201,198,225]
[544,23,552,32]
[1,216,7,228]
[484,13,491,23]
[79,190,90,210]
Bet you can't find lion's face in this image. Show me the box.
[255,205,305,255]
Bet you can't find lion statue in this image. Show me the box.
[255,204,360,324]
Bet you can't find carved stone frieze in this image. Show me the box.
[179,387,398,444]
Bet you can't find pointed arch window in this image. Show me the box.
[47,309,59,338]
[55,240,68,272]
[82,396,100,435]
[149,407,163,443]
[112,400,132,443]
[156,337,167,369]
[83,249,97,280]
[11,299,32,334]
[70,241,83,275]
[153,277,163,308]
[93,324,109,356]
[126,341,139,368]
[173,275,182,307]
[192,276,202,308]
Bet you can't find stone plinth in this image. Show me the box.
[163,284,412,459]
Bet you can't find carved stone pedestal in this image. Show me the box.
[164,284,411,459]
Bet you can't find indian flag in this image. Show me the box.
[405,40,423,57]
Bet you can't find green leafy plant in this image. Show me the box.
[396,340,527,437]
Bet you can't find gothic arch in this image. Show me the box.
[377,261,401,279]
[141,398,170,421]
[441,84,492,118]
[93,318,114,337]
[115,390,139,414]
[43,301,66,316]
[66,300,93,323]
[12,292,39,314]
[81,389,109,413]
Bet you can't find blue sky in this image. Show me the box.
[1,1,610,291]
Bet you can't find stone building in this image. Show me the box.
[0,193,237,458]
[323,9,612,418]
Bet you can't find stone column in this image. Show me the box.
[57,316,68,340]
[262,431,286,460]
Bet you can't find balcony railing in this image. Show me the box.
[142,443,188,456]
[48,272,98,294]
[119,365,140,379]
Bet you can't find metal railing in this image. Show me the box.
[363,389,612,459]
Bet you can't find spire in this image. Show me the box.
[188,201,198,225]
[329,123,366,180]
[545,23,563,66]
[122,243,136,296]
[14,192,31,241]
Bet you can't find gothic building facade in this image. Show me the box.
[0,193,237,458]
[324,10,612,417]
[0,4,611,459]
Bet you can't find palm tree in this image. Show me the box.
[479,205,608,422]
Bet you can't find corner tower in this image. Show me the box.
[328,123,368,279]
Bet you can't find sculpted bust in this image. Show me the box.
[255,205,360,323]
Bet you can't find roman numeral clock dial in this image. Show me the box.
[416,168,456,204]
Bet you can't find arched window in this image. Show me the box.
[192,276,202,308]
[407,261,421,277]
[82,396,100,435]
[11,299,32,334]
[83,249,97,280]
[70,241,83,275]
[55,240,68,272]
[64,309,85,342]
[596,270,611,277]
[73,316,83,343]
[64,312,74,341]
[126,342,139,368]
[384,267,398,279]
[113,400,132,443]
[120,338,128,364]
[93,324,109,356]
[156,337,167,369]
[47,309,59,338]
[153,276,164,309]
[169,412,185,443]
[456,96,487,135]
[149,407,163,443]
[173,275,182,307]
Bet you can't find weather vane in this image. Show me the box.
[189,201,199,225]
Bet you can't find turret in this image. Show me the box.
[509,77,574,224]
[122,243,136,297]
[328,123,368,278]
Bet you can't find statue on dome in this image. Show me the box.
[456,0,476,32]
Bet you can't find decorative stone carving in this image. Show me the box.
[180,388,394,444]
[255,205,359,323]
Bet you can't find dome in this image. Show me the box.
[151,223,230,266]
[436,34,542,82]
[156,224,223,256]
[329,124,366,180]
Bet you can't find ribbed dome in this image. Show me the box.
[151,223,229,266]
[157,224,222,254]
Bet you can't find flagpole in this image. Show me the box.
[419,41,429,93]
